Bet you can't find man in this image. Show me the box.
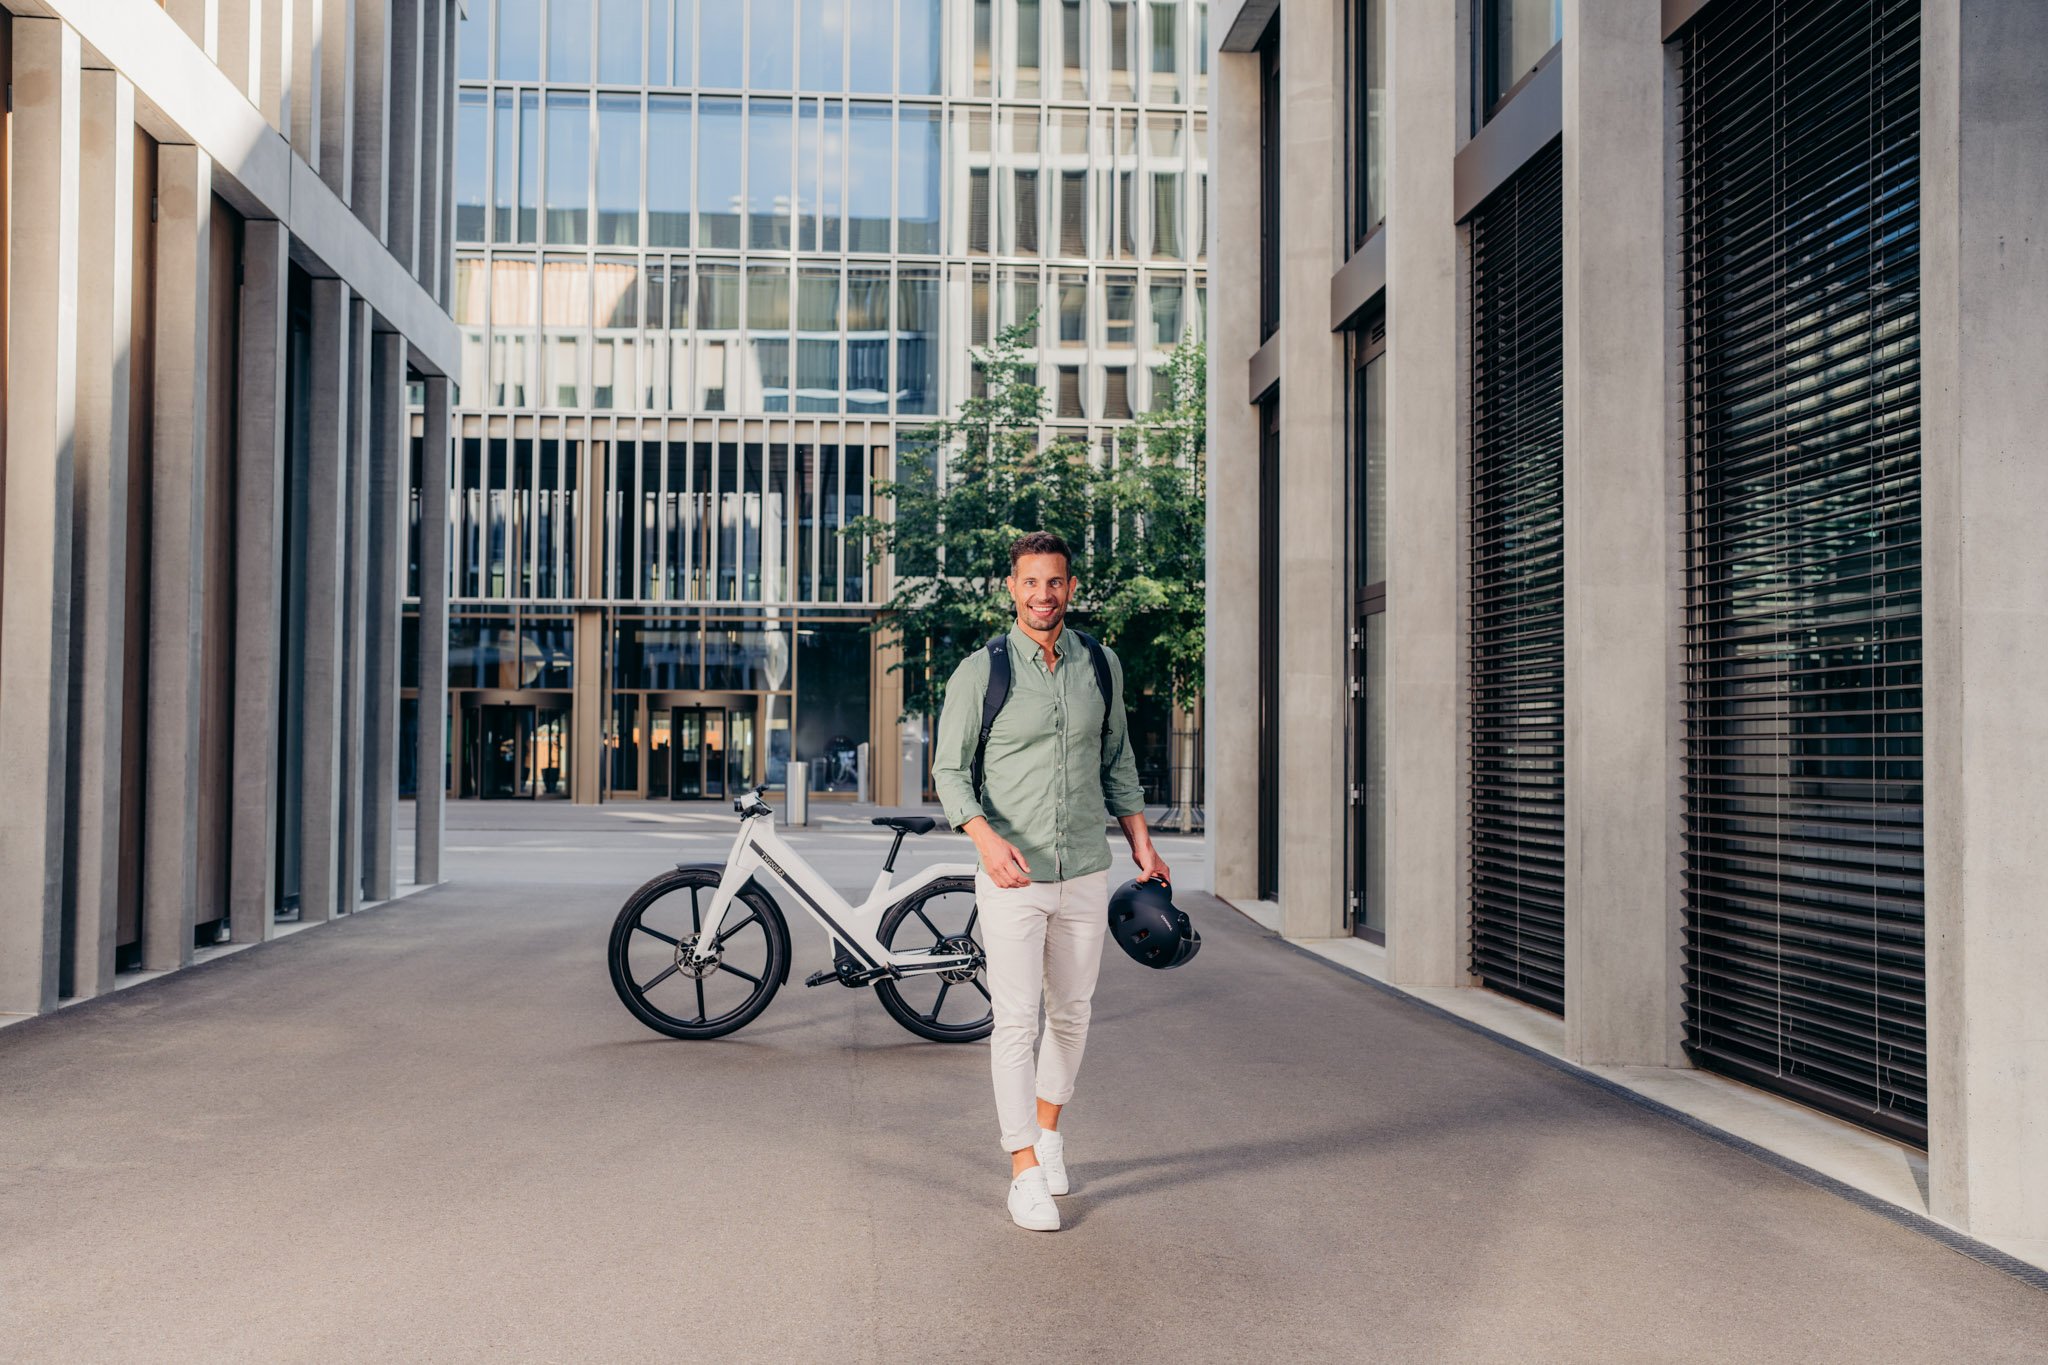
[932,530,1171,1232]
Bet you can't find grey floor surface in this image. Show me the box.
[2,805,2044,1362]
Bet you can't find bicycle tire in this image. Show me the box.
[609,868,790,1040]
[873,875,993,1043]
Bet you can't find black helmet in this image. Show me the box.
[1107,878,1201,970]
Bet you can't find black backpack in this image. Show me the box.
[971,629,1114,801]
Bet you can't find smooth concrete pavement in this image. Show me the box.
[2,806,2044,1361]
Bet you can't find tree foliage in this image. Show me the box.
[853,319,1207,720]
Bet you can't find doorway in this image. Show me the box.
[467,699,571,798]
[666,705,755,800]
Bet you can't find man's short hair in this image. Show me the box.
[1008,530,1073,575]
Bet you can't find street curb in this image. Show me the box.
[1263,929,2048,1296]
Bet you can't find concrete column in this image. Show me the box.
[868,621,903,808]
[300,278,351,923]
[362,330,407,901]
[414,377,453,885]
[1273,2,1347,941]
[419,0,445,297]
[140,143,214,973]
[1557,1,1684,1066]
[438,0,458,307]
[1204,40,1261,904]
[166,0,221,59]
[350,0,388,238]
[572,608,605,803]
[290,0,321,162]
[1922,0,2048,1261]
[219,0,261,100]
[0,20,82,1017]
[264,0,292,132]
[338,300,374,914]
[388,0,423,273]
[65,67,138,999]
[229,219,292,944]
[1382,0,1466,985]
[319,0,354,197]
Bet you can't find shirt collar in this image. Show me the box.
[1009,622,1067,669]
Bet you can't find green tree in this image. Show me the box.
[851,317,1095,718]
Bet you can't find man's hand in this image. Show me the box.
[1118,813,1171,886]
[965,819,1033,888]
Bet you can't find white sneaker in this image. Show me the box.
[1036,1129,1070,1196]
[1007,1166,1060,1231]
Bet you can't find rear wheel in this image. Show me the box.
[609,868,789,1039]
[873,876,993,1043]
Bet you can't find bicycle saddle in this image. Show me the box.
[871,816,937,835]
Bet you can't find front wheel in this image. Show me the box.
[609,868,789,1039]
[873,876,993,1043]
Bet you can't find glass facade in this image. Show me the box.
[436,0,1207,799]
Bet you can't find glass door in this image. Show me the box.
[701,708,727,799]
[726,707,756,796]
[648,706,673,798]
[478,705,536,799]
[671,708,702,799]
[1347,322,1388,941]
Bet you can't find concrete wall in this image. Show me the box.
[0,0,458,1016]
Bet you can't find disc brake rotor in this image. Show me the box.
[675,933,719,980]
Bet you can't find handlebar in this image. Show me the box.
[733,785,772,817]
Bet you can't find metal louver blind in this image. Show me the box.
[1679,0,1925,1144]
[1467,139,1566,1017]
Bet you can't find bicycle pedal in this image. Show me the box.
[802,966,839,988]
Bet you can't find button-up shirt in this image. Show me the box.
[933,624,1147,883]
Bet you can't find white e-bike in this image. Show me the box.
[607,788,992,1042]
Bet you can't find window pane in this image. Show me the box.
[648,96,692,247]
[1362,348,1386,585]
[1490,0,1561,109]
[1015,0,1042,98]
[519,91,541,240]
[1151,171,1181,258]
[546,95,590,244]
[1107,0,1132,99]
[544,258,590,324]
[1057,270,1086,342]
[457,92,488,242]
[460,0,488,78]
[673,0,694,84]
[847,0,891,93]
[1061,0,1085,97]
[1363,0,1386,228]
[649,0,669,83]
[498,0,540,79]
[1149,277,1183,345]
[800,0,845,91]
[811,100,845,251]
[900,0,941,94]
[599,0,640,81]
[1104,272,1135,347]
[846,104,892,252]
[1014,169,1039,255]
[699,97,743,247]
[697,261,740,329]
[1149,1,1179,102]
[702,0,742,85]
[750,0,794,88]
[897,107,940,255]
[747,262,790,330]
[971,0,992,96]
[846,266,890,412]
[596,95,640,244]
[548,0,591,81]
[748,98,794,249]
[797,267,841,413]
[896,266,938,414]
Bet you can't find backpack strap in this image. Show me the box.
[1068,628,1116,754]
[972,635,1012,803]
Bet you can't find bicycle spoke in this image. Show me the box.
[912,905,942,941]
[925,982,951,1023]
[965,906,978,939]
[691,887,702,935]
[695,979,707,1023]
[717,961,761,985]
[636,924,680,947]
[713,912,761,948]
[972,978,991,1001]
[641,962,681,992]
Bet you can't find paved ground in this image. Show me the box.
[2,805,2044,1362]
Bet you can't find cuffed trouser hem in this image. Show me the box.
[980,869,1110,1153]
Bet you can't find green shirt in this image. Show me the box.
[933,625,1148,882]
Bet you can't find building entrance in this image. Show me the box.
[658,706,756,800]
[464,698,572,798]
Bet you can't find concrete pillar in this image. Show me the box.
[1382,0,1465,985]
[1204,37,1260,904]
[229,219,292,944]
[1922,0,2048,1261]
[0,20,82,1017]
[362,330,407,901]
[350,0,388,239]
[264,0,292,132]
[1557,1,1684,1066]
[319,0,354,196]
[65,67,138,999]
[419,0,445,297]
[219,0,261,100]
[572,607,605,803]
[438,0,458,307]
[338,300,374,914]
[290,0,321,162]
[869,621,903,807]
[1273,1,1347,941]
[167,0,221,59]
[142,143,214,974]
[300,278,351,923]
[388,0,423,273]
[414,377,453,885]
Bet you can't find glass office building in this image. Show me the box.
[416,0,1209,802]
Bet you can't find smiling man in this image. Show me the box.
[932,530,1170,1232]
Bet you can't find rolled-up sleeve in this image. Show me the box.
[932,650,990,831]
[1100,648,1147,819]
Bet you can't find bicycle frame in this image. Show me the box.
[696,802,981,977]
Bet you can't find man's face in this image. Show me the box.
[1007,553,1076,632]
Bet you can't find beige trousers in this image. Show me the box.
[976,868,1111,1152]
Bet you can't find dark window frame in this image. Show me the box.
[1257,20,1281,341]
[1257,394,1282,899]
[1346,317,1388,942]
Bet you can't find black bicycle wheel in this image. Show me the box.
[609,868,789,1040]
[873,876,993,1043]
